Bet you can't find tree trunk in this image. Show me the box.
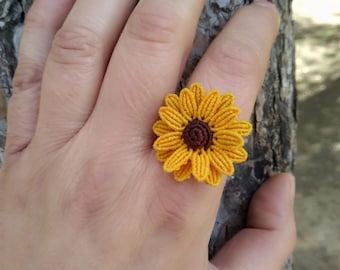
[0,0,296,269]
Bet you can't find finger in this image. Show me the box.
[34,0,137,149]
[189,0,281,120]
[173,0,280,219]
[6,0,75,159]
[89,0,205,137]
[211,173,296,270]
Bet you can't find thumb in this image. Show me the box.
[210,173,296,270]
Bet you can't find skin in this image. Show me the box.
[0,0,296,269]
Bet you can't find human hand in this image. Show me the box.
[0,0,295,269]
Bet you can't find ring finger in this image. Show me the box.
[33,0,137,150]
[88,0,205,140]
[188,0,280,218]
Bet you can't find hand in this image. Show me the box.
[0,0,295,269]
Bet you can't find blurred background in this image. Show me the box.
[293,0,340,269]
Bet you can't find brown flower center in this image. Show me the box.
[183,119,213,150]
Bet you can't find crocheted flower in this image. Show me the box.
[153,83,252,186]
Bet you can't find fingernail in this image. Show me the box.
[286,173,296,206]
[252,0,281,33]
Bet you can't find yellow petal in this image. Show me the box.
[213,130,244,150]
[207,146,234,176]
[153,120,173,136]
[220,93,235,107]
[153,132,183,151]
[174,161,192,182]
[209,107,240,130]
[164,144,193,172]
[206,166,222,187]
[165,94,181,112]
[191,150,210,181]
[179,89,197,120]
[226,121,252,136]
[190,83,205,106]
[226,148,248,163]
[156,150,174,162]
[159,106,188,131]
[197,90,220,122]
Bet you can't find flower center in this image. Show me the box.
[183,119,213,151]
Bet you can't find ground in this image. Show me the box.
[293,0,340,269]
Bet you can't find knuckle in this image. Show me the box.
[50,25,102,66]
[65,157,116,221]
[72,178,108,220]
[152,190,193,234]
[24,1,49,29]
[12,62,42,94]
[24,13,45,30]
[126,10,182,49]
[210,39,262,78]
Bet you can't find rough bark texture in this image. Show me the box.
[0,0,296,269]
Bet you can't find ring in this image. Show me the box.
[153,83,252,187]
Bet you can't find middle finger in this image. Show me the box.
[90,0,205,138]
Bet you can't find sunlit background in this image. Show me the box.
[293,0,340,269]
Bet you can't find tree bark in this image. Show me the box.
[0,0,296,269]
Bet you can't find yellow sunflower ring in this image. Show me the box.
[153,83,252,187]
